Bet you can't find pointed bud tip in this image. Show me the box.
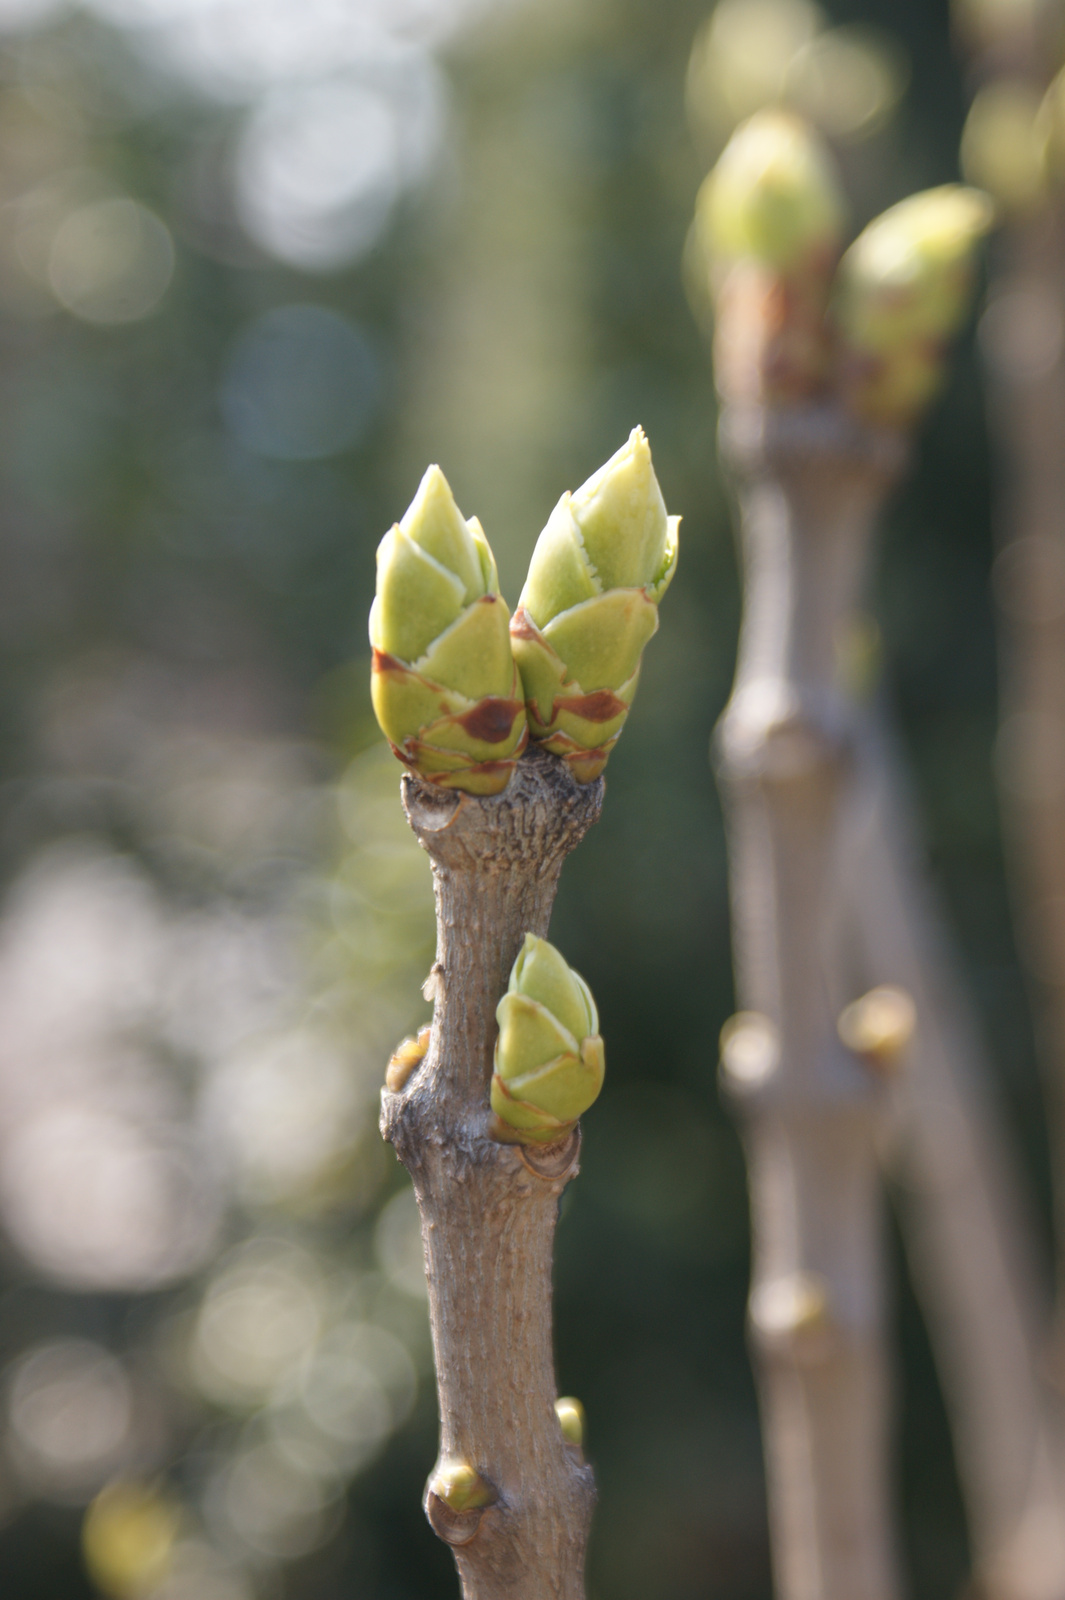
[401,462,463,533]
[575,424,654,502]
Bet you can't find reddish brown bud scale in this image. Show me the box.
[457,697,527,742]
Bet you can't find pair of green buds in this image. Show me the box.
[695,109,995,426]
[369,429,679,795]
[387,932,605,1142]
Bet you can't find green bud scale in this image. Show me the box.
[696,109,846,277]
[831,185,995,427]
[370,466,527,796]
[510,429,678,783]
[491,933,605,1144]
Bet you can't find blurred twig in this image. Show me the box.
[699,89,1065,1597]
[716,407,906,1600]
[956,0,1065,1384]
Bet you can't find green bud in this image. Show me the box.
[555,1396,586,1450]
[961,82,1047,216]
[831,184,995,426]
[693,113,845,406]
[510,429,678,782]
[428,1459,497,1514]
[370,466,527,796]
[491,933,605,1144]
[695,109,846,275]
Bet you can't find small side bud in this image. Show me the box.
[428,1458,497,1514]
[555,1396,586,1451]
[832,184,995,426]
[491,933,605,1144]
[749,1271,835,1364]
[511,429,678,781]
[838,985,916,1071]
[719,1011,780,1095]
[385,1025,432,1092]
[370,466,527,796]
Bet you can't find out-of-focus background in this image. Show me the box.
[0,0,1035,1596]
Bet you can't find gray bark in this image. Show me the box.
[381,747,601,1600]
[716,407,906,1600]
[716,403,1065,1600]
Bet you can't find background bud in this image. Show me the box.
[369,466,527,796]
[694,111,846,404]
[491,933,605,1143]
[831,184,995,426]
[510,429,678,782]
[696,109,846,272]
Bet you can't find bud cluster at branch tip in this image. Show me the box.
[369,466,527,796]
[831,185,995,427]
[510,428,678,783]
[690,107,995,426]
[491,933,605,1144]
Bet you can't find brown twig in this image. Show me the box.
[380,746,601,1600]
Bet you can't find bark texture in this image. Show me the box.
[381,747,601,1600]
[838,718,1065,1600]
[716,404,1065,1600]
[716,406,906,1600]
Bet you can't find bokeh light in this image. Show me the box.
[220,305,381,460]
[686,0,907,152]
[234,67,445,271]
[190,1240,325,1409]
[786,26,909,141]
[687,0,825,137]
[48,198,175,323]
[5,1341,132,1501]
[82,1481,182,1599]
[0,1102,217,1290]
[373,1187,428,1301]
